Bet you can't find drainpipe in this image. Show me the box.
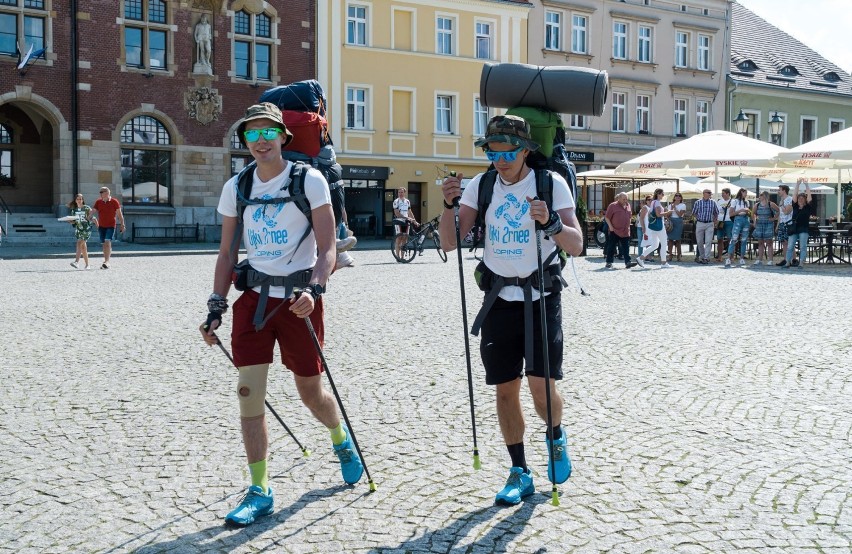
[70,0,79,197]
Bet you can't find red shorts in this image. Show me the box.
[231,289,325,376]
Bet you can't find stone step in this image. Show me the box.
[1,212,112,246]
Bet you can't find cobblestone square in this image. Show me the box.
[2,250,850,553]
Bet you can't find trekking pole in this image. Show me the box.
[303,317,377,492]
[213,338,311,458]
[534,212,560,507]
[449,172,481,470]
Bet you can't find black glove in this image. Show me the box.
[204,311,222,332]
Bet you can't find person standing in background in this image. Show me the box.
[90,187,125,269]
[666,193,686,262]
[751,191,778,266]
[67,194,96,270]
[603,192,636,269]
[691,189,718,264]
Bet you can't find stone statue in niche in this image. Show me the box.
[193,14,213,75]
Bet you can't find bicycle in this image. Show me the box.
[391,215,448,263]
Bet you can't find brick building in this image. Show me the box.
[0,0,314,240]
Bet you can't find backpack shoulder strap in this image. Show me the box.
[535,169,554,208]
[286,161,312,223]
[230,163,256,262]
[235,163,256,226]
[285,161,315,262]
[476,169,498,225]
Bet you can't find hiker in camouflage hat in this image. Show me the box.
[437,113,583,505]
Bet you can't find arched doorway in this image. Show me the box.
[0,101,56,210]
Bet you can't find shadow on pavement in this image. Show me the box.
[108,483,354,553]
[368,493,547,554]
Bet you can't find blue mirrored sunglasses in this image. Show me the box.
[484,146,523,162]
[243,127,283,142]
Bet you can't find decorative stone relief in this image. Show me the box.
[184,87,222,126]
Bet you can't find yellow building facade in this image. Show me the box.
[317,0,530,238]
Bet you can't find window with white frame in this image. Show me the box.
[697,34,711,70]
[436,16,454,55]
[473,98,488,136]
[569,114,586,129]
[571,14,587,54]
[675,31,688,68]
[611,92,626,132]
[347,4,367,46]
[674,98,687,136]
[636,94,650,134]
[696,100,709,134]
[612,22,627,59]
[545,11,560,51]
[436,95,454,134]
[475,21,492,60]
[123,0,168,70]
[801,117,816,143]
[0,0,47,57]
[346,87,368,129]
[638,25,652,63]
[830,120,844,133]
[120,115,171,205]
[233,10,274,81]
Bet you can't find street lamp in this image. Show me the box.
[768,111,784,145]
[733,109,749,135]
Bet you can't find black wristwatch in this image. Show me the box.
[303,283,325,300]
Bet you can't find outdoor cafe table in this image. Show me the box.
[814,229,849,264]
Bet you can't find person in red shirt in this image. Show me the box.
[603,192,637,269]
[91,186,125,269]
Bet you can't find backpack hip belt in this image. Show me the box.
[246,266,313,331]
[470,251,567,371]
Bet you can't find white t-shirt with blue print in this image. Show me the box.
[460,169,574,302]
[218,161,331,298]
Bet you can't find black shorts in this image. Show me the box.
[480,293,563,385]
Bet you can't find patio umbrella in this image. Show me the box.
[615,130,789,193]
[731,177,831,194]
[777,128,852,221]
[634,179,705,200]
[695,177,755,199]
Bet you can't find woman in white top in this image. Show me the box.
[666,192,686,262]
[725,188,751,267]
[636,189,673,268]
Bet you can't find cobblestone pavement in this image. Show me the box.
[2,249,851,553]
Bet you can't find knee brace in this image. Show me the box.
[237,364,269,418]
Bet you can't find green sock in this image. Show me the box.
[248,459,268,493]
[329,423,346,445]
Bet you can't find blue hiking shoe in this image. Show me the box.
[224,485,273,527]
[546,433,572,484]
[333,425,364,485]
[495,467,535,505]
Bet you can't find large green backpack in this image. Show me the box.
[505,106,564,158]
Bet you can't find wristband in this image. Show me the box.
[207,293,228,314]
[443,200,454,209]
[542,210,564,237]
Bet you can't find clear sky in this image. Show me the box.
[736,0,852,74]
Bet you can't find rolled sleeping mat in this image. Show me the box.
[480,63,608,117]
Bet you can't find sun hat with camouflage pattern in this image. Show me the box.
[474,114,540,152]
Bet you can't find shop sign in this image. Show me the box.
[343,166,389,179]
[567,151,594,163]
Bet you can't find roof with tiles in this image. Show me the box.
[730,2,851,96]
